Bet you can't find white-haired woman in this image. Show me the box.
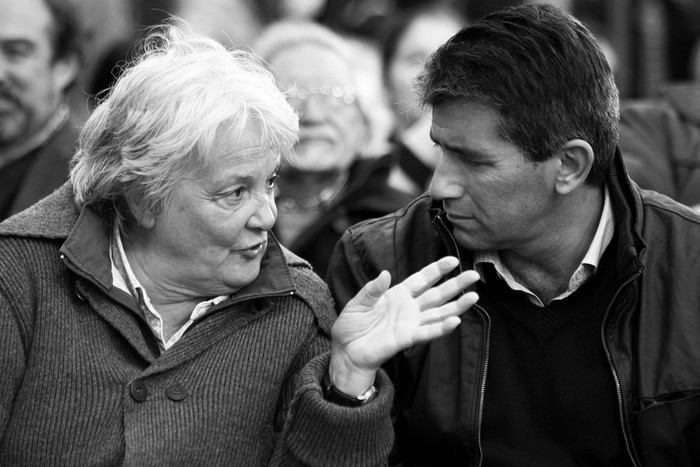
[0,20,479,465]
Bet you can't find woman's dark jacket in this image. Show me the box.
[327,149,700,467]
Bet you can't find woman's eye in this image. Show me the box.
[216,187,244,201]
[266,174,278,191]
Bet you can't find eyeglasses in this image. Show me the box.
[285,85,356,109]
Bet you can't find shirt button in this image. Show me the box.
[166,383,188,402]
[130,381,148,402]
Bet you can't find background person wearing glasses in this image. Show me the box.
[254,20,412,275]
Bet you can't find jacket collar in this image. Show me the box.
[0,182,296,299]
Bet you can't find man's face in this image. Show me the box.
[270,43,366,173]
[0,0,76,151]
[132,131,281,298]
[429,99,559,253]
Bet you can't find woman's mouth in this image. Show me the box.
[248,242,266,254]
[235,241,267,258]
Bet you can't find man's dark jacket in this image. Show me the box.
[327,150,700,467]
[0,117,80,221]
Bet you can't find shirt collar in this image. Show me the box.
[474,185,615,306]
[60,203,296,300]
[109,222,230,350]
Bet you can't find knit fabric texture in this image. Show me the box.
[0,184,394,466]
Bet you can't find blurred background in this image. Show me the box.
[71,0,700,123]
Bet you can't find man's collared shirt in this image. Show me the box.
[110,223,228,351]
[474,186,615,307]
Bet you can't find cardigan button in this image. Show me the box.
[130,381,148,402]
[75,288,86,302]
[166,383,188,402]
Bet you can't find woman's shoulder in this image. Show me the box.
[279,245,336,333]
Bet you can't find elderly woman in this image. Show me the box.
[254,21,413,275]
[0,20,479,466]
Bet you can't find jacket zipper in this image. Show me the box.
[600,268,643,467]
[435,213,491,467]
[434,209,644,466]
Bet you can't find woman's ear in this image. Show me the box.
[125,196,156,229]
[554,139,594,195]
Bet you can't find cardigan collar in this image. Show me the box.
[0,182,297,300]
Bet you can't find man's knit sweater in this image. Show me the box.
[0,184,393,466]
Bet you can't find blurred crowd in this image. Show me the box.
[2,1,700,463]
[3,0,700,259]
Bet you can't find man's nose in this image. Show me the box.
[429,159,462,201]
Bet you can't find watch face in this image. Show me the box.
[357,385,379,402]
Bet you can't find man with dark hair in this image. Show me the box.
[328,4,700,466]
[0,0,85,220]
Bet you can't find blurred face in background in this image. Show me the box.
[387,12,462,131]
[277,0,326,20]
[0,0,77,152]
[270,43,367,173]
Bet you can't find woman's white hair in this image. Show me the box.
[70,18,299,232]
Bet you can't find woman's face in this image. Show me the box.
[128,130,281,299]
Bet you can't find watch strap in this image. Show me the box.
[323,374,378,407]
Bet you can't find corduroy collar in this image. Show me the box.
[0,182,297,300]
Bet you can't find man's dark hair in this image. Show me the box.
[417,3,619,185]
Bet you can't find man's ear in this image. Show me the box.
[554,139,594,195]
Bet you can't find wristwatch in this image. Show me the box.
[323,374,379,407]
